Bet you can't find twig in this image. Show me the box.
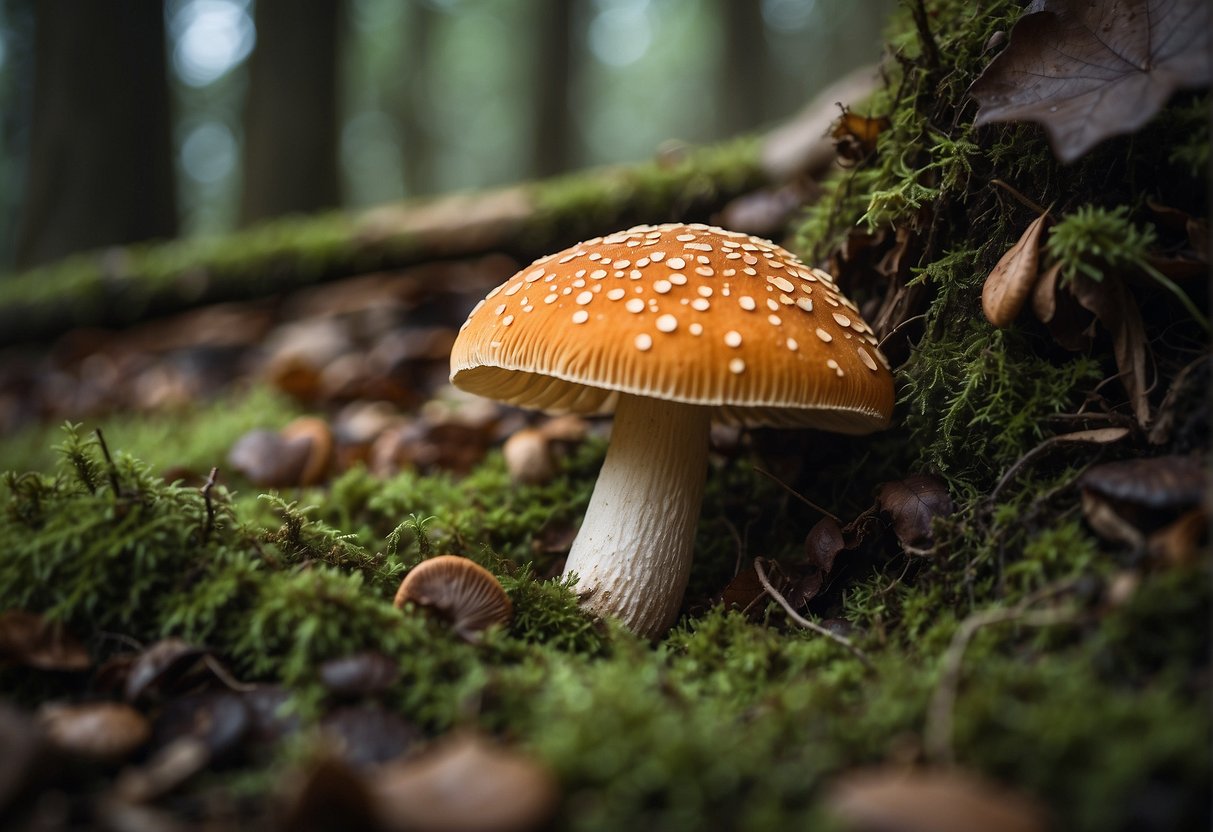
[877,313,928,351]
[752,466,840,523]
[924,580,1082,765]
[753,558,874,670]
[989,427,1129,503]
[203,655,259,693]
[990,179,1049,216]
[200,467,219,544]
[94,428,121,496]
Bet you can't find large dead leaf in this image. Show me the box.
[970,0,1211,163]
[983,213,1049,327]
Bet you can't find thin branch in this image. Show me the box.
[203,655,259,693]
[200,467,219,544]
[990,179,1049,215]
[753,557,873,670]
[751,466,840,523]
[94,428,121,496]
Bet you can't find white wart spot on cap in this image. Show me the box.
[634,333,653,351]
[571,310,589,324]
[857,345,879,372]
[626,298,645,313]
[656,314,677,333]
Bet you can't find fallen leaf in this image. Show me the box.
[833,110,891,164]
[805,517,848,573]
[39,702,151,764]
[827,767,1050,832]
[320,704,421,767]
[983,213,1049,327]
[1147,507,1208,566]
[1068,273,1152,427]
[1080,455,1206,508]
[0,610,91,672]
[877,475,955,552]
[152,690,251,760]
[1079,455,1207,551]
[369,732,558,832]
[970,0,1212,163]
[318,651,401,699]
[124,639,209,704]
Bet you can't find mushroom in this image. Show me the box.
[393,555,512,639]
[450,223,894,638]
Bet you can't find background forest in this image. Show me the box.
[0,0,890,268]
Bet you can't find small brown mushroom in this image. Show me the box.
[393,556,512,639]
[503,428,556,485]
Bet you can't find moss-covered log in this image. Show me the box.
[0,141,764,345]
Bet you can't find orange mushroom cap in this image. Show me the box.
[450,223,893,432]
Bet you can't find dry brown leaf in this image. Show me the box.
[0,610,91,672]
[983,213,1049,327]
[970,0,1211,163]
[877,475,955,553]
[1030,261,1060,323]
[827,767,1050,832]
[832,110,891,163]
[1069,274,1152,427]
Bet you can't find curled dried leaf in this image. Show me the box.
[983,213,1048,328]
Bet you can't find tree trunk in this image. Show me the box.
[530,0,575,177]
[397,1,439,197]
[14,0,177,268]
[721,0,773,135]
[239,0,343,225]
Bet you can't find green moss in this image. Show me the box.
[2,426,1208,830]
[0,386,303,476]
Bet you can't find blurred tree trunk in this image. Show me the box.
[239,0,343,225]
[14,0,177,268]
[721,0,773,135]
[398,1,438,197]
[531,0,574,177]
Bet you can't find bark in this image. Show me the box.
[14,0,177,268]
[530,0,575,177]
[239,0,343,224]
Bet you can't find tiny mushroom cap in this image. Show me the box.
[450,223,894,638]
[393,555,512,639]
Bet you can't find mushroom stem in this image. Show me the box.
[562,393,710,638]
